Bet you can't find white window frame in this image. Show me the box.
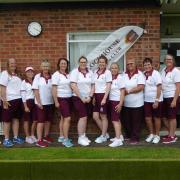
[66,32,126,71]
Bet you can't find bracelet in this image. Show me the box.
[155,98,159,102]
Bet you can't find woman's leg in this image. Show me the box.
[63,117,71,139]
[93,112,102,130]
[100,114,108,136]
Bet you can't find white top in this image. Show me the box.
[32,73,54,105]
[52,71,72,98]
[70,68,94,97]
[161,67,180,98]
[123,70,145,108]
[144,70,163,102]
[93,69,112,93]
[21,79,34,102]
[0,70,22,101]
[109,74,125,101]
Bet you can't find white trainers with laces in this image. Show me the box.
[152,135,160,144]
[25,137,34,144]
[78,136,90,146]
[83,134,91,143]
[110,135,124,142]
[109,138,123,147]
[95,135,107,143]
[145,134,154,143]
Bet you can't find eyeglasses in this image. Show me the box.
[165,58,173,60]
[79,61,87,64]
[127,63,134,65]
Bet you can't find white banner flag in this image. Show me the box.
[87,26,144,71]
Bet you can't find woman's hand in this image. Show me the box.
[152,101,159,109]
[85,97,91,103]
[37,103,43,110]
[3,101,11,109]
[101,98,106,106]
[92,97,95,106]
[115,103,122,113]
[171,99,176,108]
[55,101,60,108]
[24,106,30,112]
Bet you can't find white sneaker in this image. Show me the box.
[145,134,154,143]
[152,135,160,144]
[120,135,124,142]
[78,136,89,146]
[95,135,107,143]
[109,139,123,147]
[83,134,91,143]
[25,137,34,144]
[106,133,110,139]
[31,136,37,143]
[110,135,124,142]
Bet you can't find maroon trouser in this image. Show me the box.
[122,106,144,141]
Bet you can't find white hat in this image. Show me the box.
[25,66,34,72]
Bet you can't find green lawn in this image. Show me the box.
[1,147,180,161]
[1,147,180,179]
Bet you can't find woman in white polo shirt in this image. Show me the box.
[161,54,180,144]
[21,66,37,144]
[32,60,54,148]
[52,58,73,148]
[122,59,145,144]
[93,55,112,144]
[108,63,125,147]
[143,58,163,144]
[0,58,24,147]
[70,56,94,146]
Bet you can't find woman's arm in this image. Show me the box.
[52,85,59,108]
[153,84,162,109]
[115,88,125,113]
[101,82,111,105]
[171,82,180,108]
[71,82,86,103]
[0,85,10,109]
[126,84,144,95]
[33,89,43,109]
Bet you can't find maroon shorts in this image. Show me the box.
[1,99,23,122]
[109,100,121,122]
[23,99,37,122]
[36,104,54,123]
[58,97,72,118]
[93,93,109,114]
[144,102,162,118]
[72,96,92,118]
[162,97,180,120]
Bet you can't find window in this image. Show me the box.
[67,32,125,71]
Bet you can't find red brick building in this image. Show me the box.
[0,0,161,135]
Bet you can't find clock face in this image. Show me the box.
[27,21,42,37]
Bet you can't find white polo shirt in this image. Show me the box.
[52,71,72,98]
[123,70,145,108]
[109,74,125,101]
[70,68,94,97]
[32,73,54,105]
[161,67,180,98]
[0,70,22,101]
[21,79,34,102]
[144,70,163,102]
[93,69,112,94]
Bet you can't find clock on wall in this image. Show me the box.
[27,21,42,37]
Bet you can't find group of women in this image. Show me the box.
[0,54,179,148]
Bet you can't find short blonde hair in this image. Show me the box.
[40,59,51,68]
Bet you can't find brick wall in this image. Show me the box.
[0,5,160,135]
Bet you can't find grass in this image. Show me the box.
[1,147,180,161]
[1,147,180,179]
